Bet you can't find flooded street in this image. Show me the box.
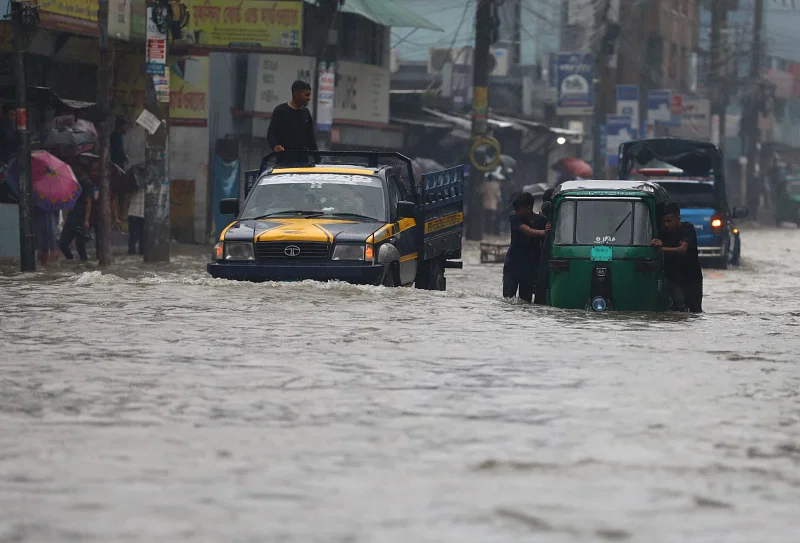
[2,227,799,542]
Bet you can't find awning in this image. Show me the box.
[0,86,96,110]
[304,0,443,31]
[492,114,585,137]
[390,115,452,129]
[421,107,517,130]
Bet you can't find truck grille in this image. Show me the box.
[254,242,331,261]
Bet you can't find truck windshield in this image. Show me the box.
[240,173,387,221]
[555,199,652,246]
[656,181,716,208]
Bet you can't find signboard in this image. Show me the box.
[170,55,210,126]
[670,98,710,140]
[616,85,639,139]
[606,114,633,167]
[146,7,167,76]
[556,52,594,116]
[316,63,335,132]
[647,89,671,123]
[334,61,390,124]
[667,93,682,127]
[249,54,316,114]
[109,0,131,41]
[39,0,98,36]
[178,0,302,51]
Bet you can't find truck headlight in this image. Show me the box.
[224,241,255,261]
[332,244,366,261]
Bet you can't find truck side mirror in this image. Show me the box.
[396,201,416,219]
[220,198,239,216]
[732,206,749,219]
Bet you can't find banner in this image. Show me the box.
[170,55,210,127]
[670,98,711,140]
[178,0,302,51]
[316,63,335,132]
[39,0,98,36]
[249,54,316,114]
[556,52,594,116]
[616,85,639,139]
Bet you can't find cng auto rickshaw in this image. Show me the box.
[543,180,672,312]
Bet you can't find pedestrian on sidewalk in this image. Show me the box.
[127,185,145,255]
[59,156,93,262]
[266,80,319,167]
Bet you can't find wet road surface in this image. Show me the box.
[1,228,799,542]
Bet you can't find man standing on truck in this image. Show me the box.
[503,192,551,303]
[652,202,703,312]
[267,80,319,166]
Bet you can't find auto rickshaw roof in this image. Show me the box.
[555,179,667,196]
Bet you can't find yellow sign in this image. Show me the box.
[178,0,303,50]
[39,0,99,36]
[169,55,210,126]
[425,212,464,235]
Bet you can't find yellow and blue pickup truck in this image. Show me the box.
[207,151,464,290]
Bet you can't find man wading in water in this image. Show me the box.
[267,80,319,167]
[503,192,551,303]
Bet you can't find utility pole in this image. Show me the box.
[144,1,170,262]
[313,0,340,151]
[591,0,612,177]
[96,0,113,266]
[466,0,492,241]
[744,0,764,218]
[11,1,35,272]
[710,0,728,153]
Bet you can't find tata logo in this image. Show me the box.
[695,224,703,230]
[284,245,301,257]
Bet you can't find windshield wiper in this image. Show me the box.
[244,210,325,220]
[604,211,632,245]
[327,212,380,221]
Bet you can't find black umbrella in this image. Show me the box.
[42,126,96,157]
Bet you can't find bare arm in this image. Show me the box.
[520,222,552,238]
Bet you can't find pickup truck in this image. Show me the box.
[207,151,464,290]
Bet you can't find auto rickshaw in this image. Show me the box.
[543,179,672,312]
[775,174,800,227]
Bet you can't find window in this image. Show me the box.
[387,175,401,220]
[554,199,653,246]
[658,182,716,208]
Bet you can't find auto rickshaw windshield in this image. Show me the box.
[555,199,653,246]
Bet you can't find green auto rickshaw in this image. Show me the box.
[775,175,800,227]
[543,180,672,312]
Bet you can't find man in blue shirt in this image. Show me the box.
[503,192,551,302]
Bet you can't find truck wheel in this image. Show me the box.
[381,263,399,287]
[415,257,446,291]
[730,235,741,266]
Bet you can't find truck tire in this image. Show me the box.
[381,263,399,287]
[415,257,446,291]
[730,235,741,266]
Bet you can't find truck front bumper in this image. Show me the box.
[698,246,724,258]
[206,261,387,284]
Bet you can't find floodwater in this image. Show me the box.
[1,228,799,543]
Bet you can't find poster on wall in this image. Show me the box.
[170,55,210,127]
[108,0,131,41]
[555,52,594,116]
[249,54,316,114]
[146,7,167,76]
[334,61,390,124]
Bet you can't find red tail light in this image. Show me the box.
[711,215,723,230]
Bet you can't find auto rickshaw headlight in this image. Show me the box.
[591,297,608,312]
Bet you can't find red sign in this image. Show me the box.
[15,108,27,131]
[670,94,682,116]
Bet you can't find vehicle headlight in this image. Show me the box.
[332,244,367,261]
[224,241,255,261]
[590,297,608,312]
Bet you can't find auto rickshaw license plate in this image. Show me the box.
[591,246,612,262]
